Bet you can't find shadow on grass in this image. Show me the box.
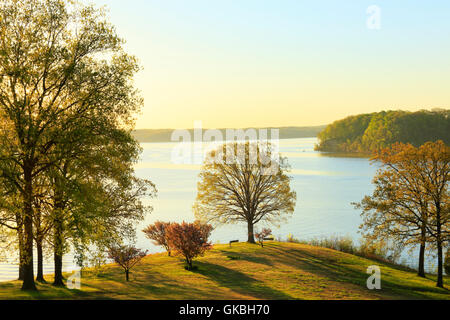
[193,261,295,300]
[265,244,449,300]
[79,269,235,300]
[218,249,274,266]
[0,281,92,300]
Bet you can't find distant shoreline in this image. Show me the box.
[132,125,327,143]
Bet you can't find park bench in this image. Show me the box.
[263,237,274,241]
[229,240,239,247]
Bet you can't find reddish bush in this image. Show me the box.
[255,228,272,247]
[166,221,213,270]
[107,245,148,281]
[143,221,173,256]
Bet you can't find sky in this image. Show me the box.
[93,0,450,129]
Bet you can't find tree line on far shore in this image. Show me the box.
[316,109,450,153]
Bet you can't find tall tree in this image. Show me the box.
[410,141,449,288]
[194,142,296,243]
[356,141,449,287]
[0,0,143,290]
[45,133,155,286]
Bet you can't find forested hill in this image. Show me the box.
[315,109,450,153]
[133,126,326,143]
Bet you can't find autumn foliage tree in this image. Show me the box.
[356,141,449,288]
[194,142,296,243]
[166,221,213,270]
[255,228,272,247]
[107,245,148,281]
[143,221,173,256]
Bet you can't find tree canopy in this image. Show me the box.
[0,0,154,290]
[194,142,296,243]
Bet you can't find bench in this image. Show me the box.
[263,237,274,241]
[229,240,239,247]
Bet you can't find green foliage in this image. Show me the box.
[0,0,155,290]
[316,109,450,153]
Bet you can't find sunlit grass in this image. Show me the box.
[0,242,448,300]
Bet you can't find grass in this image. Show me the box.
[0,242,448,300]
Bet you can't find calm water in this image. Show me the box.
[135,138,375,249]
[0,138,435,282]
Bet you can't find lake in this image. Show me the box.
[135,138,376,248]
[0,138,433,282]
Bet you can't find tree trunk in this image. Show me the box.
[21,169,37,291]
[18,231,25,281]
[418,243,426,278]
[21,215,36,290]
[18,263,24,281]
[186,258,193,270]
[437,240,443,288]
[36,238,46,283]
[125,269,129,282]
[53,250,64,286]
[247,222,255,243]
[53,221,64,286]
[436,204,444,288]
[53,224,65,287]
[53,191,65,287]
[418,229,426,278]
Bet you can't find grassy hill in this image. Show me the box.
[0,242,448,300]
[132,126,326,143]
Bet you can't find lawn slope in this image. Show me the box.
[0,242,448,300]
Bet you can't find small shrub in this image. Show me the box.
[107,245,148,281]
[285,234,406,267]
[286,233,300,243]
[357,238,403,264]
[143,221,173,256]
[301,235,356,254]
[255,228,272,247]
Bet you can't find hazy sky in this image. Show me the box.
[93,0,450,129]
